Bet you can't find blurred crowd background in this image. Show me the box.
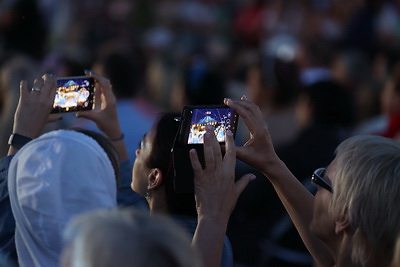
[1,0,400,266]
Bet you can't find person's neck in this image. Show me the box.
[148,190,169,215]
[335,234,357,267]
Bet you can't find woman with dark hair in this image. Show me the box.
[131,112,234,267]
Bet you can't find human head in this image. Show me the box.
[8,129,117,266]
[381,64,400,116]
[132,113,197,217]
[331,135,400,266]
[296,81,355,129]
[92,52,141,99]
[72,128,120,186]
[60,208,201,267]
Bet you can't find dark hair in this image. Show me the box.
[100,53,140,98]
[146,113,197,217]
[71,128,120,187]
[183,56,225,105]
[302,81,355,127]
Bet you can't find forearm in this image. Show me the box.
[192,215,228,267]
[262,159,334,266]
[109,138,129,162]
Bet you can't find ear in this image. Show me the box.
[147,168,163,190]
[335,210,354,235]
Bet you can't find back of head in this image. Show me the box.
[302,81,355,128]
[332,135,400,266]
[8,130,117,266]
[62,208,201,267]
[95,52,140,99]
[183,56,225,105]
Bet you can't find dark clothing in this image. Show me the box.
[276,125,346,182]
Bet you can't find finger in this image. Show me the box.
[19,80,28,100]
[235,173,256,196]
[85,70,115,106]
[85,70,112,93]
[224,98,262,137]
[189,148,203,175]
[42,73,57,98]
[47,114,62,122]
[208,126,222,166]
[203,126,216,170]
[76,110,98,121]
[32,78,44,93]
[223,129,236,166]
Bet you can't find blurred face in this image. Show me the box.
[131,125,156,196]
[310,160,337,242]
[381,80,400,115]
[295,94,312,129]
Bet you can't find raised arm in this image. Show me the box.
[224,97,334,266]
[190,125,254,267]
[76,71,128,162]
[8,74,57,156]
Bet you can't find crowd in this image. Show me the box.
[1,0,400,266]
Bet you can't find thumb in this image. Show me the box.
[235,173,256,196]
[76,110,98,121]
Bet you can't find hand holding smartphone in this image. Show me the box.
[173,105,239,193]
[51,76,95,113]
[177,105,239,145]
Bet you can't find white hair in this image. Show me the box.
[61,208,202,267]
[332,135,400,266]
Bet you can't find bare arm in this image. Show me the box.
[76,71,128,162]
[190,126,254,267]
[224,97,334,267]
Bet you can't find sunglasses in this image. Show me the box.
[311,167,333,193]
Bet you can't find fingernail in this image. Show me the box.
[224,98,231,103]
[241,95,247,100]
[250,175,256,181]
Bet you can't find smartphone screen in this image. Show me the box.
[51,76,95,113]
[187,107,238,144]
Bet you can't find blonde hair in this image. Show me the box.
[332,135,400,266]
[62,208,202,267]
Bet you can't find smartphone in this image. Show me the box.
[177,105,239,145]
[51,76,95,113]
[173,105,239,193]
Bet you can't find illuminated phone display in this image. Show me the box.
[187,107,238,144]
[51,76,95,113]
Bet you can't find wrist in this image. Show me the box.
[108,133,124,142]
[8,133,33,149]
[261,157,290,181]
[197,213,229,230]
[12,125,40,139]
